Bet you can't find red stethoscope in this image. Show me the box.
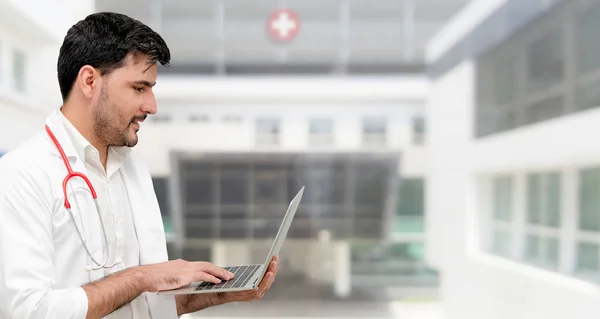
[45,125,118,271]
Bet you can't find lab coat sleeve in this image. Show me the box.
[0,165,88,319]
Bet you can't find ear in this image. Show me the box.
[77,65,99,99]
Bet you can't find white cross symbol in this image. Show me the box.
[271,12,297,38]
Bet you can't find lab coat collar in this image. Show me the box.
[44,109,80,164]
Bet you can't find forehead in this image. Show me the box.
[111,54,157,79]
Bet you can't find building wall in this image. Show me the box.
[0,103,45,152]
[0,0,95,152]
[142,76,433,288]
[426,0,600,318]
[138,76,428,177]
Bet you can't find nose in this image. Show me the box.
[141,93,158,115]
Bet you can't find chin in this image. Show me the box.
[126,137,139,147]
[122,132,139,148]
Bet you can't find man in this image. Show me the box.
[0,11,278,319]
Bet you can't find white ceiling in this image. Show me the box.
[95,0,470,72]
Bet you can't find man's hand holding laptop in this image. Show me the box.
[171,255,279,315]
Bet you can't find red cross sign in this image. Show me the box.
[267,9,301,42]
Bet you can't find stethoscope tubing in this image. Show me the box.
[45,125,118,271]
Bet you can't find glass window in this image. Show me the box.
[576,3,600,74]
[547,237,559,266]
[526,27,564,94]
[151,115,172,123]
[576,242,599,274]
[412,116,425,145]
[12,48,26,93]
[189,115,210,123]
[492,230,511,257]
[152,177,170,218]
[493,176,513,222]
[309,117,333,134]
[525,235,540,259]
[493,56,517,106]
[389,242,425,262]
[222,115,242,123]
[395,178,425,233]
[527,172,561,228]
[256,118,280,146]
[256,118,280,134]
[362,117,387,146]
[525,95,564,125]
[575,77,600,111]
[528,174,542,224]
[308,118,333,146]
[546,173,561,227]
[579,167,600,232]
[524,235,559,268]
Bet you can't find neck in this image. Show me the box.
[60,104,109,169]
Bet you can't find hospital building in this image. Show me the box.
[2,0,600,318]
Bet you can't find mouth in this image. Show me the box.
[130,115,147,131]
[130,122,140,131]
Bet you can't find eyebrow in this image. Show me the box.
[131,80,156,87]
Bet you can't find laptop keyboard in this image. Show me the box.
[195,264,261,291]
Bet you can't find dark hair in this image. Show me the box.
[57,12,171,101]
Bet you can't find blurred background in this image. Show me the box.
[1,0,600,318]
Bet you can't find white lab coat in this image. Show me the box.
[0,110,178,318]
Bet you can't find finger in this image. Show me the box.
[269,260,278,272]
[258,272,275,298]
[259,272,274,291]
[191,273,222,285]
[195,262,235,280]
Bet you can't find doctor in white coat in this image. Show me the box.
[0,12,279,319]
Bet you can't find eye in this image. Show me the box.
[134,87,145,93]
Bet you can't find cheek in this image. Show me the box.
[108,100,132,123]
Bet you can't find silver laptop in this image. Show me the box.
[157,186,305,295]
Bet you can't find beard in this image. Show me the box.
[91,87,142,148]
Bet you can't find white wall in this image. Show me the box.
[401,146,427,178]
[0,103,46,151]
[426,1,600,318]
[425,0,510,63]
[0,0,95,152]
[427,56,600,319]
[139,76,429,177]
[0,0,93,44]
[473,108,600,173]
[137,102,423,176]
[154,75,427,104]
[425,62,474,273]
